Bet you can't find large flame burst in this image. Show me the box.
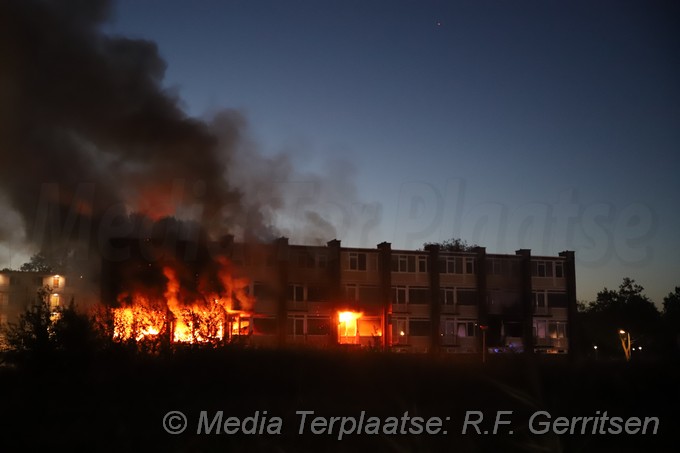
[111,259,253,345]
[338,310,363,344]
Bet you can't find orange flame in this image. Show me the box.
[111,260,254,345]
[338,311,362,344]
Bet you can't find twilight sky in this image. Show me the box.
[3,0,679,304]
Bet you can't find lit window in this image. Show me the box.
[391,317,408,344]
[358,317,382,337]
[50,293,60,309]
[338,311,361,344]
[456,321,475,337]
[52,275,60,288]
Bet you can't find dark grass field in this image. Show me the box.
[1,349,678,452]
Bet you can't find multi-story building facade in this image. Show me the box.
[248,240,575,355]
[5,238,576,355]
[101,237,575,354]
[0,271,99,326]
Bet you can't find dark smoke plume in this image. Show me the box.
[0,0,381,271]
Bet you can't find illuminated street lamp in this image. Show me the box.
[618,329,631,362]
[593,345,598,360]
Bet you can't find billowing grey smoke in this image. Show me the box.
[0,0,381,271]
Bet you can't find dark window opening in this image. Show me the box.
[409,320,431,336]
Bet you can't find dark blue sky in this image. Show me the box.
[99,0,678,303]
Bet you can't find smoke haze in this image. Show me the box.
[0,0,380,269]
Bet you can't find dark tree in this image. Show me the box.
[1,287,105,367]
[578,278,660,358]
[1,286,55,364]
[662,287,680,355]
[423,238,478,252]
[19,253,53,273]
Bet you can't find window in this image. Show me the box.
[408,287,430,304]
[407,256,416,272]
[317,254,328,269]
[418,256,427,273]
[307,286,328,302]
[391,256,400,272]
[534,319,547,339]
[456,321,475,338]
[537,261,546,277]
[534,292,547,310]
[307,317,330,335]
[287,316,305,335]
[253,317,277,335]
[438,256,456,274]
[409,319,431,336]
[487,259,518,276]
[52,276,61,288]
[253,282,272,299]
[392,286,406,305]
[391,255,417,273]
[440,288,455,305]
[288,284,304,302]
[349,252,367,271]
[345,284,358,301]
[548,321,567,339]
[440,319,456,337]
[555,262,564,278]
[392,317,408,342]
[358,286,380,303]
[457,289,477,305]
[297,252,315,269]
[438,256,474,274]
[531,261,565,278]
[390,254,428,273]
[338,313,360,343]
[532,261,554,277]
[50,293,60,309]
[465,258,475,274]
[548,292,567,308]
[358,317,382,337]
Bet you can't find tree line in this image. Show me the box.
[576,278,680,360]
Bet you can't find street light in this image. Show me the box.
[618,329,631,362]
[593,345,598,360]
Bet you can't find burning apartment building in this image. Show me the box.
[0,1,577,355]
[94,236,576,354]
